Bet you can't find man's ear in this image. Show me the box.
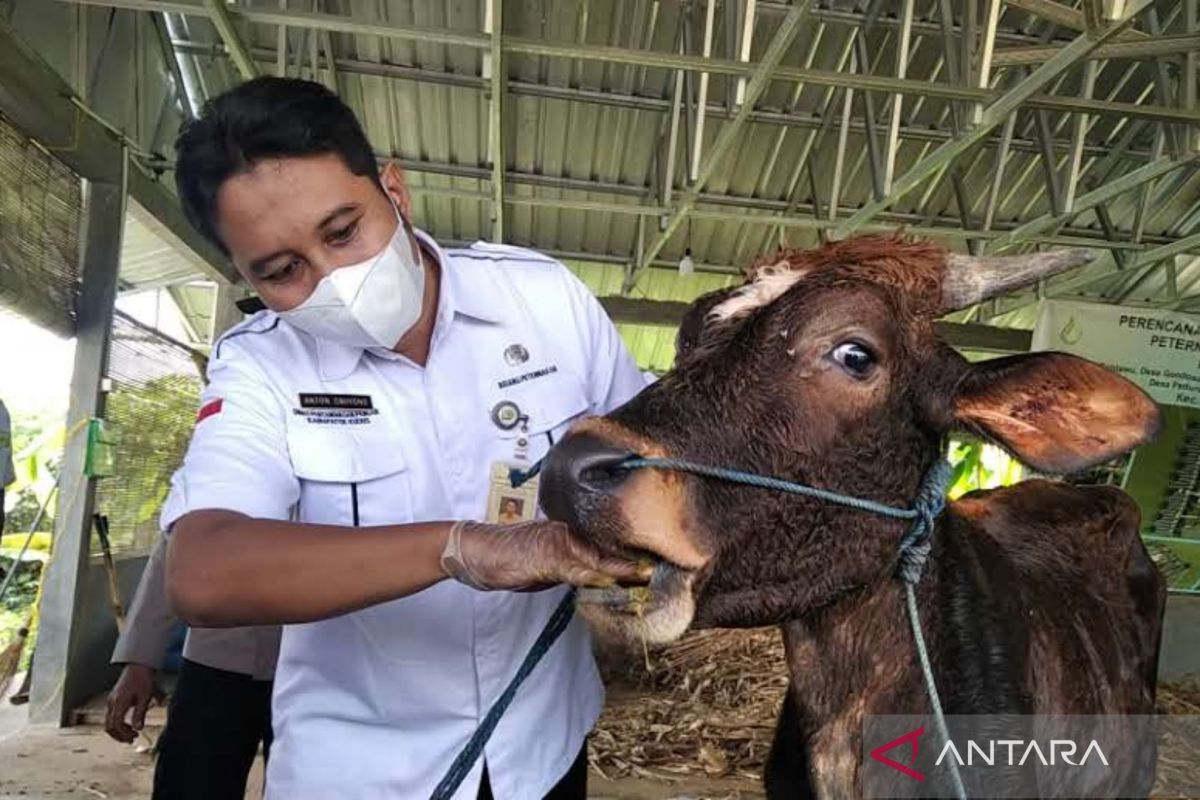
[379,161,412,220]
[954,352,1162,474]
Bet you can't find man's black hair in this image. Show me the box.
[175,77,381,255]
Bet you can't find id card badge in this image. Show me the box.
[486,461,539,524]
[487,401,541,524]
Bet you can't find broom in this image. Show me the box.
[0,486,57,697]
[93,514,126,632]
[0,613,31,699]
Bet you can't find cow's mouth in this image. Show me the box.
[539,418,711,642]
[575,558,698,644]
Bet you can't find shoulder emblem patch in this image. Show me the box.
[196,398,224,424]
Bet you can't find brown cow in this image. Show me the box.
[540,235,1166,798]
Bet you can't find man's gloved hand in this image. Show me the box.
[105,663,164,744]
[441,520,652,591]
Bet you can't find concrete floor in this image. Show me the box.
[7,671,1194,799]
[0,724,760,800]
[0,676,760,800]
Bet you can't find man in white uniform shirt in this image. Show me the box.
[165,77,650,799]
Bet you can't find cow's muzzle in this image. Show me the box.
[538,432,636,527]
[538,423,711,644]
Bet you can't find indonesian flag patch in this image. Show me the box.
[196,398,224,423]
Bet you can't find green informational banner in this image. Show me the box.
[1031,301,1200,592]
[1032,300,1200,408]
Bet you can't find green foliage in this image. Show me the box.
[95,373,200,554]
[0,409,60,665]
[4,410,63,537]
[947,437,1024,500]
[0,558,41,615]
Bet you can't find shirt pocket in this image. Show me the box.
[492,373,590,468]
[285,425,411,527]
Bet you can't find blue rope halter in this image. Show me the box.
[432,456,966,800]
[617,457,965,799]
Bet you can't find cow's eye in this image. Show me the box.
[831,341,876,377]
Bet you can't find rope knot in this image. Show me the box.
[896,460,953,585]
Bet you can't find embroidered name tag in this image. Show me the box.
[295,394,378,426]
[497,365,558,389]
[299,393,374,410]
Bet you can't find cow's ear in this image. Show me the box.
[953,352,1161,474]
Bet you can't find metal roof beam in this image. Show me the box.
[1104,231,1200,298]
[853,26,885,202]
[1005,0,1150,39]
[829,81,854,220]
[991,155,1200,250]
[883,0,915,195]
[935,0,980,248]
[761,2,1045,46]
[1140,7,1183,163]
[762,23,857,254]
[1063,60,1099,211]
[1186,0,1200,152]
[275,0,287,76]
[1040,229,1200,300]
[1033,107,1065,216]
[202,0,258,80]
[505,37,1195,125]
[149,11,193,119]
[662,28,685,210]
[832,1,1155,239]
[628,0,810,290]
[983,112,1018,231]
[54,0,1199,125]
[971,1,1003,126]
[405,176,1184,253]
[690,0,717,184]
[993,33,1200,66]
[173,37,1158,162]
[1113,260,1172,302]
[392,155,1184,249]
[734,0,757,107]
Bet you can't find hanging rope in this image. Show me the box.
[428,590,576,800]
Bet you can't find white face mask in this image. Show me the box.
[279,205,426,350]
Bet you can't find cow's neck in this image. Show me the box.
[779,520,954,798]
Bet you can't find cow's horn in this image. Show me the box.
[941,249,1095,312]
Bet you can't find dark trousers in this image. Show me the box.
[476,745,587,800]
[153,658,273,800]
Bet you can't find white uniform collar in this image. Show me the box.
[315,227,502,381]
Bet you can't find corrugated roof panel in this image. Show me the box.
[12,0,1187,318]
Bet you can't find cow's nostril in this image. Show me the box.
[575,448,636,494]
[559,435,636,494]
[540,432,637,516]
